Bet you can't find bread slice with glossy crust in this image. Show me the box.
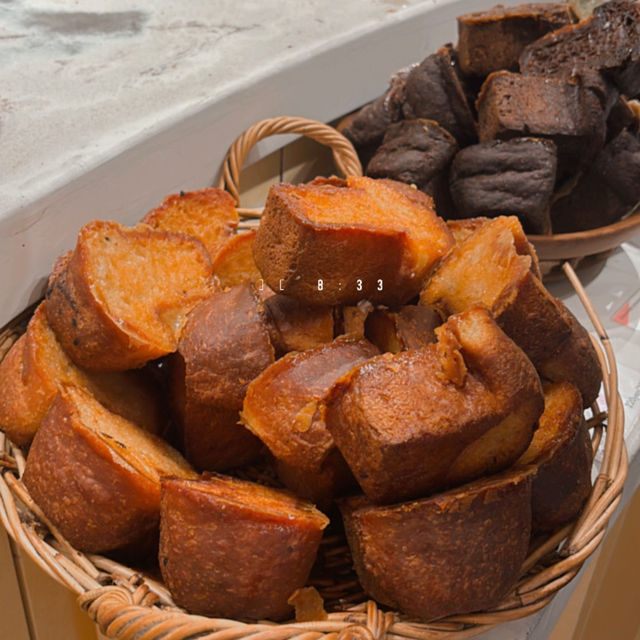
[326,306,543,503]
[210,230,266,289]
[170,283,275,471]
[340,468,533,621]
[23,385,196,553]
[253,176,454,305]
[0,303,163,447]
[516,381,592,531]
[45,221,213,371]
[159,474,329,621]
[141,188,238,259]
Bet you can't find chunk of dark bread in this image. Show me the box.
[23,385,196,553]
[421,216,570,369]
[340,468,533,620]
[402,44,477,146]
[264,294,335,357]
[242,336,379,473]
[45,221,213,371]
[325,307,543,503]
[520,0,640,97]
[515,381,592,531]
[159,474,329,621]
[537,301,602,406]
[449,137,557,234]
[457,3,575,77]
[366,119,458,212]
[364,305,441,353]
[476,71,606,180]
[336,301,374,338]
[253,176,454,305]
[169,283,275,471]
[141,188,238,259]
[551,128,640,232]
[210,230,267,290]
[0,303,163,447]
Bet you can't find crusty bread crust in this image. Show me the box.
[210,230,266,289]
[171,283,275,471]
[326,307,542,503]
[253,176,454,305]
[364,305,440,353]
[141,188,238,259]
[45,221,213,371]
[340,468,533,621]
[23,385,195,553]
[159,474,328,620]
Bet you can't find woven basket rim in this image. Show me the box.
[0,116,629,640]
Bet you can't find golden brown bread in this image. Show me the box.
[340,468,533,621]
[421,216,569,368]
[210,230,266,290]
[23,385,196,553]
[325,306,543,503]
[516,381,592,531]
[264,294,335,356]
[241,335,379,474]
[364,305,441,353]
[141,188,238,259]
[0,303,163,447]
[45,221,213,371]
[253,176,454,305]
[159,474,329,620]
[170,283,275,471]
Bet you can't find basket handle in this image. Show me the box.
[216,116,363,206]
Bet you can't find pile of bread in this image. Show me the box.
[0,171,601,623]
[342,0,640,236]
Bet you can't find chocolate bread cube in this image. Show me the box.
[551,128,640,232]
[403,45,477,146]
[457,3,575,77]
[520,0,640,96]
[366,119,458,214]
[476,71,606,180]
[449,137,557,234]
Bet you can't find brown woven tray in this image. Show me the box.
[0,116,629,640]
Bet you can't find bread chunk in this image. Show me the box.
[340,468,533,620]
[449,137,557,234]
[516,381,592,530]
[253,176,454,305]
[551,129,640,232]
[141,188,238,259]
[23,385,196,553]
[457,3,575,77]
[364,305,441,353]
[0,303,163,446]
[421,216,570,368]
[520,0,640,95]
[45,221,213,371]
[210,230,266,290]
[402,45,477,146]
[159,474,329,621]
[326,307,543,503]
[170,283,274,471]
[366,120,458,213]
[264,294,335,357]
[242,336,379,474]
[476,71,606,179]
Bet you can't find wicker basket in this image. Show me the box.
[0,116,629,640]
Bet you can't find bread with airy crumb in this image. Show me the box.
[253,176,454,305]
[326,307,543,503]
[170,283,274,471]
[23,385,196,553]
[159,474,329,620]
[340,468,533,621]
[141,188,238,259]
[45,221,213,371]
[0,303,163,446]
